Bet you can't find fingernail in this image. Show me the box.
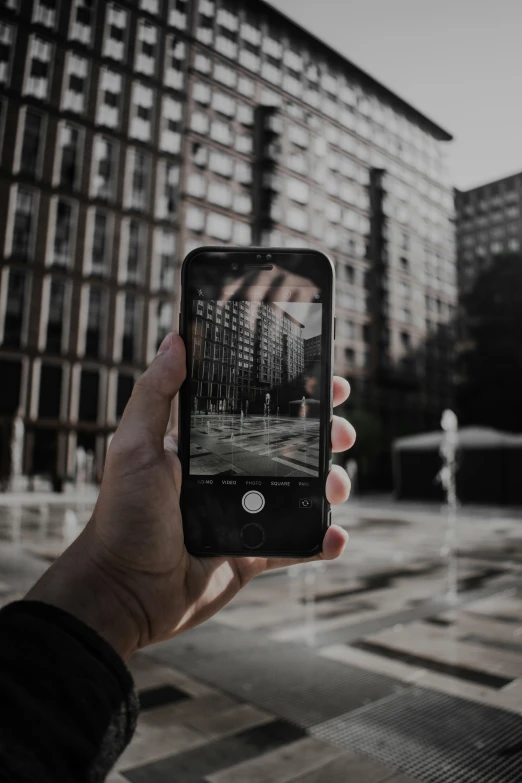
[157,332,173,355]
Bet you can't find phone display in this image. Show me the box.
[179,247,334,557]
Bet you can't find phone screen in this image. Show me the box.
[180,249,333,556]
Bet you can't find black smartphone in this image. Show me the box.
[178,246,335,558]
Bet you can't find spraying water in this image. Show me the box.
[438,409,459,603]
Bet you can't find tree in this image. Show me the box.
[457,253,522,432]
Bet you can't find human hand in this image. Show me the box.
[26,334,355,660]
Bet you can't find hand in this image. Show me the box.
[26,335,355,660]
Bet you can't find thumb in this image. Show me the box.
[113,333,186,455]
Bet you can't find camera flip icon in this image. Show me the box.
[299,498,312,509]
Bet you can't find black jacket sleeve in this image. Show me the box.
[0,600,138,783]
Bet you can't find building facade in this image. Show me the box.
[455,172,522,296]
[0,0,456,486]
[190,298,304,414]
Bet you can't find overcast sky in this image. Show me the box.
[276,302,322,338]
[270,0,522,190]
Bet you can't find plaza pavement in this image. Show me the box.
[190,413,320,476]
[1,492,522,781]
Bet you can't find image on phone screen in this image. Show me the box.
[189,298,322,478]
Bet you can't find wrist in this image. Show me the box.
[24,529,140,661]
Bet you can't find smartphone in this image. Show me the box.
[178,246,335,558]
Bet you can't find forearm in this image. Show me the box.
[25,526,140,662]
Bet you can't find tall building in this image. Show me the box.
[455,172,522,296]
[304,334,321,372]
[0,0,456,487]
[190,298,304,413]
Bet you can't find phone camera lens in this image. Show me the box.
[266,254,272,261]
[231,262,238,271]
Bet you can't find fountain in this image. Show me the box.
[9,412,25,492]
[438,409,459,603]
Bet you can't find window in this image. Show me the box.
[214,62,236,88]
[193,81,211,104]
[160,96,182,152]
[186,206,205,232]
[52,199,74,267]
[122,294,140,361]
[19,109,43,177]
[235,160,251,184]
[116,374,134,419]
[156,301,173,350]
[0,360,22,416]
[135,20,157,76]
[194,53,211,73]
[91,137,116,200]
[164,35,185,89]
[232,193,251,215]
[240,21,261,46]
[38,365,62,418]
[212,91,235,117]
[208,182,232,208]
[288,123,308,148]
[69,0,94,45]
[206,212,232,241]
[62,53,88,113]
[24,36,52,99]
[169,0,187,30]
[156,160,179,220]
[3,270,27,347]
[126,149,150,212]
[191,111,210,135]
[286,206,308,233]
[10,188,35,259]
[237,76,255,97]
[124,219,145,283]
[46,277,66,352]
[190,143,208,170]
[187,171,206,198]
[239,49,259,73]
[79,370,99,421]
[0,24,14,85]
[209,150,233,177]
[154,228,176,290]
[287,177,309,204]
[57,123,81,188]
[85,286,104,356]
[97,68,122,128]
[103,4,127,61]
[233,221,251,245]
[237,104,253,125]
[33,0,57,29]
[283,49,302,72]
[235,134,252,154]
[89,209,109,274]
[130,82,153,141]
[210,120,233,146]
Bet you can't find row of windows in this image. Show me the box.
[7,107,181,216]
[5,188,177,289]
[185,206,251,244]
[0,357,136,426]
[1,1,188,59]
[460,238,521,258]
[0,267,174,363]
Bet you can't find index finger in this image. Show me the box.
[333,376,350,407]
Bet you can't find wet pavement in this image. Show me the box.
[1,493,522,781]
[190,413,320,476]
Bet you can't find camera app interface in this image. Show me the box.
[189,296,322,478]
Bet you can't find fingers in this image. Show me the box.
[263,525,348,571]
[326,464,351,504]
[331,415,356,453]
[113,334,186,454]
[333,376,350,407]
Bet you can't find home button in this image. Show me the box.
[240,522,266,550]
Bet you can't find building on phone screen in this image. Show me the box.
[0,0,455,490]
